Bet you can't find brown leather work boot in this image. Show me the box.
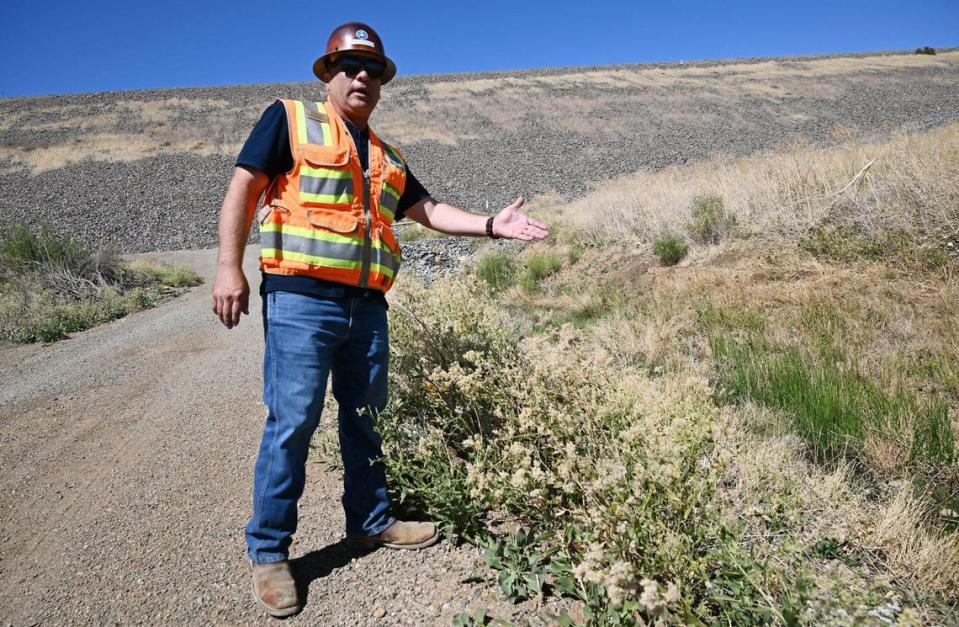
[251,560,301,617]
[347,520,440,550]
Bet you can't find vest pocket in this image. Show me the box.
[308,208,359,234]
[301,145,349,167]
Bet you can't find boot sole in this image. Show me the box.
[347,529,441,551]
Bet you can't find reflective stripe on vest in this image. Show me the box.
[300,165,353,205]
[293,100,333,146]
[259,99,406,291]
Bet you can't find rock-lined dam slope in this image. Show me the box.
[1,50,957,254]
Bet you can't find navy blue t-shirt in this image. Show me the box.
[236,102,431,298]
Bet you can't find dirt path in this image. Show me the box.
[0,248,565,625]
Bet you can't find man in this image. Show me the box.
[212,22,548,617]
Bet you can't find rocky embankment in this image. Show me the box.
[1,50,957,274]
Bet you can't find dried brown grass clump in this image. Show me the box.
[873,487,959,595]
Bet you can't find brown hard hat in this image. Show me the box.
[312,22,397,84]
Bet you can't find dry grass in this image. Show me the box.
[375,51,959,141]
[0,97,250,174]
[473,118,959,613]
[873,487,959,595]
[553,121,959,248]
[497,243,959,614]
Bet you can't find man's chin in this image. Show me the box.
[347,97,375,114]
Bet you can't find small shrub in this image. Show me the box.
[519,252,562,292]
[566,243,584,265]
[0,223,201,343]
[127,261,202,288]
[914,46,936,55]
[686,194,738,245]
[378,283,822,624]
[652,233,689,266]
[475,251,517,292]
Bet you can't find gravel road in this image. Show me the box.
[0,247,569,625]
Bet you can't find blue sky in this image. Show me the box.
[1,0,956,98]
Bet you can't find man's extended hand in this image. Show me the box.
[492,197,549,241]
[212,266,250,329]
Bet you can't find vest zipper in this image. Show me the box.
[338,112,373,288]
[359,168,373,288]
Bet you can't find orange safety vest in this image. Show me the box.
[259,99,407,292]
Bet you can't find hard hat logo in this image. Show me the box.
[312,22,397,84]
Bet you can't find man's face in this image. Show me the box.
[325,54,382,122]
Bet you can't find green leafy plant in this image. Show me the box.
[451,608,508,626]
[483,528,551,602]
[914,46,937,55]
[652,233,689,266]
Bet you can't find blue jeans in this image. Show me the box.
[245,291,395,564]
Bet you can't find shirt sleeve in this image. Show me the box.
[395,166,431,221]
[235,101,294,177]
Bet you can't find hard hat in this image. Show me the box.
[312,22,397,84]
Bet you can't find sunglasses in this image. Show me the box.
[332,55,386,79]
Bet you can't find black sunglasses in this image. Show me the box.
[332,55,385,79]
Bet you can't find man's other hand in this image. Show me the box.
[493,197,549,241]
[212,266,250,329]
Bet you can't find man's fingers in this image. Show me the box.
[212,294,248,328]
[527,217,549,231]
[229,299,243,328]
[505,196,525,212]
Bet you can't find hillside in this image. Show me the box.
[0,50,957,252]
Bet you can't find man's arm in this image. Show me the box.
[405,196,549,241]
[212,166,271,329]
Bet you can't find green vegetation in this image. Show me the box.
[475,251,517,292]
[685,194,738,245]
[710,328,955,470]
[377,123,959,623]
[520,252,562,292]
[914,46,937,55]
[652,233,689,266]
[377,283,843,625]
[799,222,951,269]
[0,223,202,343]
[550,287,624,329]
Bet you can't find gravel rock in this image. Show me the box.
[1,49,957,277]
